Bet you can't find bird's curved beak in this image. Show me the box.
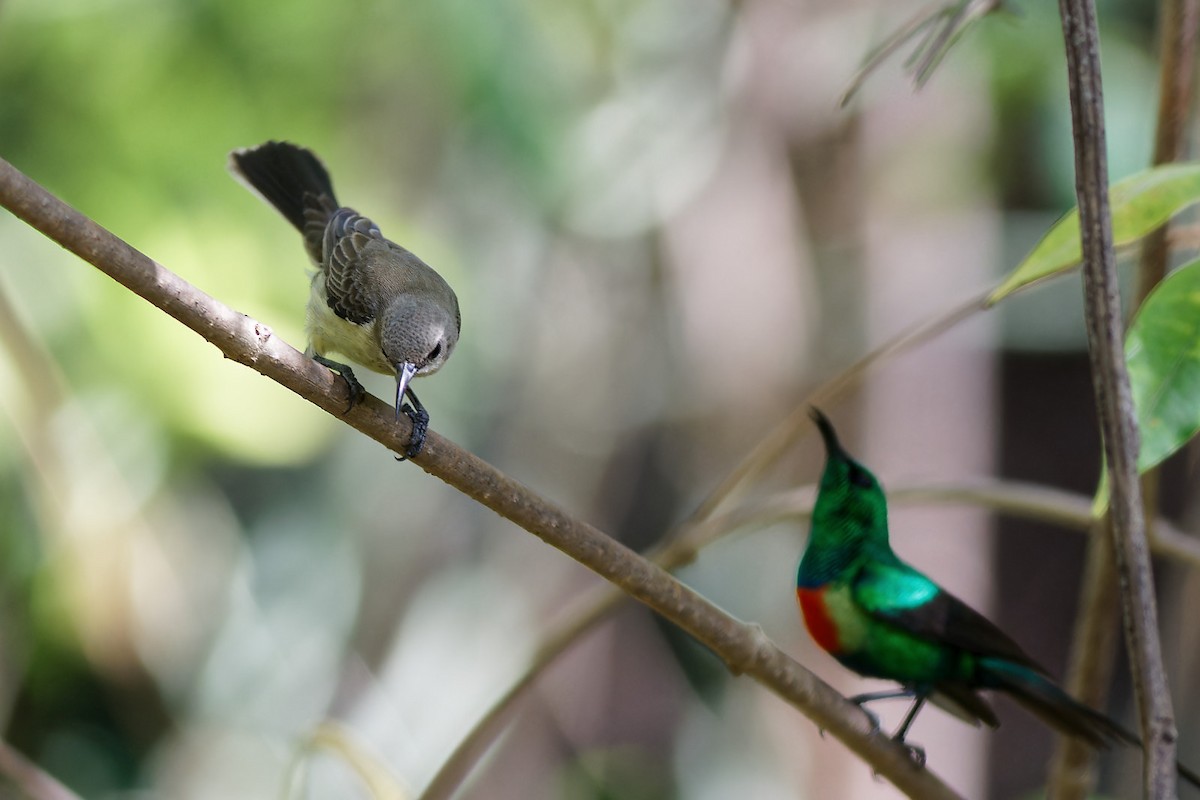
[809,406,846,459]
[395,362,418,420]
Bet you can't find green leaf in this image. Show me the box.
[1089,258,1200,518]
[988,163,1200,305]
[1126,258,1200,472]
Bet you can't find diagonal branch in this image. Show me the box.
[1056,0,1179,796]
[686,290,988,524]
[0,155,960,800]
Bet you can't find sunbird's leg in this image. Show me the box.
[394,385,429,461]
[890,694,929,768]
[847,688,916,735]
[311,353,366,413]
[848,688,917,706]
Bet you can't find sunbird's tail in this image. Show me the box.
[229,141,337,233]
[980,658,1132,747]
[980,658,1200,789]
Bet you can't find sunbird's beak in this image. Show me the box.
[809,406,846,459]
[395,361,418,420]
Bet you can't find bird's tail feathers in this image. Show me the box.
[979,658,1134,749]
[980,660,1200,789]
[229,141,338,232]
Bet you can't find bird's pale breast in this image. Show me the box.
[306,273,392,374]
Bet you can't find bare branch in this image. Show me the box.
[1048,517,1121,800]
[1049,0,1199,794]
[1056,0,1179,794]
[284,722,409,800]
[419,587,623,800]
[839,0,1009,106]
[686,290,988,524]
[0,155,960,799]
[693,482,1200,569]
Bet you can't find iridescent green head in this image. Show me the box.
[806,407,891,555]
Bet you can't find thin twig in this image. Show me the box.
[0,156,960,800]
[1048,516,1121,800]
[686,290,988,524]
[419,587,624,800]
[1048,1,1200,793]
[840,2,944,106]
[839,0,1008,106]
[908,0,1007,87]
[1050,0,1200,771]
[284,722,409,800]
[693,481,1200,568]
[1057,0,1179,795]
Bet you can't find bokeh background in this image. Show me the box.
[1,0,1197,797]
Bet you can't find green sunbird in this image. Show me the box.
[797,407,1198,788]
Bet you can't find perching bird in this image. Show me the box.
[229,141,460,459]
[797,407,1199,787]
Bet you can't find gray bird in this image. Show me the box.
[229,141,460,459]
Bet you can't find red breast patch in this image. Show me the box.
[797,587,841,653]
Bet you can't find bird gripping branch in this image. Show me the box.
[229,141,460,460]
[797,407,1199,788]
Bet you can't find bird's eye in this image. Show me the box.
[427,342,442,362]
[848,466,872,489]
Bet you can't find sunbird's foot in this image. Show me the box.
[394,403,429,461]
[313,355,365,413]
[847,695,884,734]
[898,742,926,769]
[857,705,881,733]
[847,688,928,762]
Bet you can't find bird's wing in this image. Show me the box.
[321,208,384,325]
[852,558,1047,672]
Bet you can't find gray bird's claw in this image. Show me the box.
[313,355,365,413]
[341,373,366,413]
[394,403,429,461]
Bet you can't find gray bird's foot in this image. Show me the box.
[394,385,430,461]
[394,403,429,461]
[313,355,365,413]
